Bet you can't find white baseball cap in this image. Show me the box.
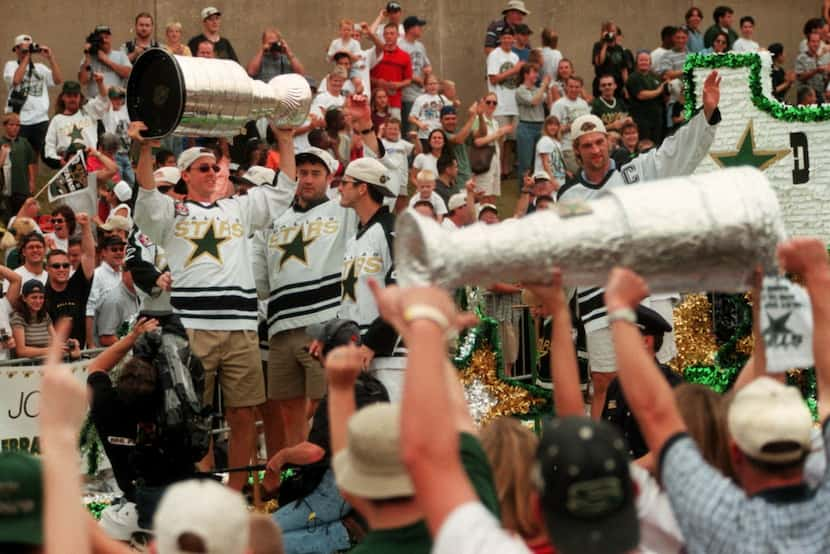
[113,181,133,203]
[728,377,813,464]
[533,171,552,181]
[344,158,396,197]
[177,147,216,172]
[154,479,249,554]
[201,6,221,19]
[233,165,275,188]
[447,192,467,212]
[296,147,339,174]
[477,203,498,218]
[154,166,181,186]
[570,114,607,143]
[13,35,32,50]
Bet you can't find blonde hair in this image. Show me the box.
[676,383,735,479]
[166,21,183,32]
[416,169,435,182]
[0,217,38,251]
[339,18,354,28]
[480,417,543,540]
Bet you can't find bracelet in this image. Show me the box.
[607,307,638,326]
[404,304,449,331]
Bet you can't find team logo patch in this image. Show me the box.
[174,202,189,216]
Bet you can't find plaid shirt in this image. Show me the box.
[660,420,830,553]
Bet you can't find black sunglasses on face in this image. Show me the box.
[193,164,221,173]
[49,263,71,269]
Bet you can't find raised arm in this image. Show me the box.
[777,237,830,423]
[76,212,96,280]
[604,268,686,456]
[0,266,22,310]
[87,318,158,375]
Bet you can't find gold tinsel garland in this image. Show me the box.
[669,293,718,371]
[458,348,544,425]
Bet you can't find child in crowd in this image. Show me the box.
[409,74,450,146]
[441,79,462,108]
[408,169,448,221]
[732,16,760,52]
[534,115,566,185]
[326,19,363,63]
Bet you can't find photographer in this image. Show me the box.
[78,25,131,99]
[591,21,629,98]
[3,34,63,160]
[247,28,304,82]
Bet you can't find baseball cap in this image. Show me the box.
[100,234,127,248]
[231,165,274,188]
[502,0,530,15]
[154,479,249,554]
[113,180,133,202]
[94,25,112,35]
[306,318,362,357]
[477,203,498,217]
[533,171,551,182]
[386,1,402,12]
[296,146,339,174]
[570,114,607,143]
[22,279,44,296]
[344,158,395,197]
[13,34,32,51]
[534,416,639,554]
[447,192,467,212]
[728,377,813,464]
[403,16,427,30]
[440,105,457,117]
[333,403,414,499]
[177,147,216,171]
[201,6,221,19]
[108,86,126,99]
[154,166,181,186]
[515,23,533,35]
[635,304,672,336]
[19,232,45,249]
[0,452,42,546]
[61,80,82,95]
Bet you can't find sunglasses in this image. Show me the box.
[107,246,126,252]
[193,163,221,173]
[485,100,498,106]
[49,263,71,269]
[158,185,173,194]
[52,218,65,223]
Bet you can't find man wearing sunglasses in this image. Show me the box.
[132,120,298,492]
[45,211,95,346]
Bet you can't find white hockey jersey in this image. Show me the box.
[133,172,297,331]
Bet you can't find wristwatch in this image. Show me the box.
[608,307,637,325]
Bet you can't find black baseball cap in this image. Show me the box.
[515,23,533,35]
[635,304,672,337]
[100,234,127,248]
[386,2,402,12]
[22,279,45,296]
[306,318,362,357]
[535,416,639,554]
[440,105,457,117]
[403,16,426,30]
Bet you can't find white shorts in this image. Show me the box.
[586,326,617,374]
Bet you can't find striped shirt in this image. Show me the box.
[11,311,51,348]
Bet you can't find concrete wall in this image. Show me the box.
[0,1,817,110]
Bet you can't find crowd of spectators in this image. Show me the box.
[0,2,829,554]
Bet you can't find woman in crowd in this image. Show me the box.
[480,417,553,553]
[684,6,705,53]
[11,279,80,359]
[626,50,666,145]
[46,205,76,252]
[534,114,565,185]
[701,31,729,55]
[471,92,512,204]
[515,63,550,180]
[411,128,451,183]
[163,21,191,56]
[371,88,391,131]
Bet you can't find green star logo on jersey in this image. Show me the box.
[341,261,358,302]
[275,228,316,269]
[710,121,790,171]
[68,125,84,142]
[184,220,231,267]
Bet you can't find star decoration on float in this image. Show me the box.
[184,220,231,267]
[276,228,316,268]
[710,121,790,171]
[341,261,358,302]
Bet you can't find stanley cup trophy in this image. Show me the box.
[396,167,788,293]
[126,48,311,138]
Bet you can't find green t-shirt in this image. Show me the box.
[351,432,500,554]
[625,71,664,124]
[591,97,630,129]
[1,136,35,196]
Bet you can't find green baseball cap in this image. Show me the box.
[0,452,43,546]
[61,80,82,95]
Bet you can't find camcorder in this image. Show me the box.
[603,32,616,42]
[86,30,105,56]
[268,40,286,54]
[20,42,42,54]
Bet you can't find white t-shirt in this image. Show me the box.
[534,135,566,181]
[629,463,685,554]
[44,232,68,253]
[486,48,520,116]
[3,61,55,125]
[86,262,122,317]
[550,96,590,151]
[412,152,439,176]
[540,47,562,80]
[434,502,531,554]
[327,38,363,62]
[351,47,383,98]
[310,90,346,118]
[380,138,414,198]
[731,38,760,52]
[650,47,670,72]
[408,190,448,216]
[410,93,449,139]
[4,266,47,293]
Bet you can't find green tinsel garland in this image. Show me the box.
[79,416,102,476]
[684,52,830,122]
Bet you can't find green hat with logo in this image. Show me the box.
[0,451,43,546]
[61,80,82,95]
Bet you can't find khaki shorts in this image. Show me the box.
[586,326,617,374]
[495,115,517,140]
[186,329,265,408]
[267,328,326,401]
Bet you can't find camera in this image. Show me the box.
[0,330,9,343]
[86,30,105,56]
[21,42,42,54]
[7,89,27,114]
[603,32,616,42]
[268,41,285,55]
